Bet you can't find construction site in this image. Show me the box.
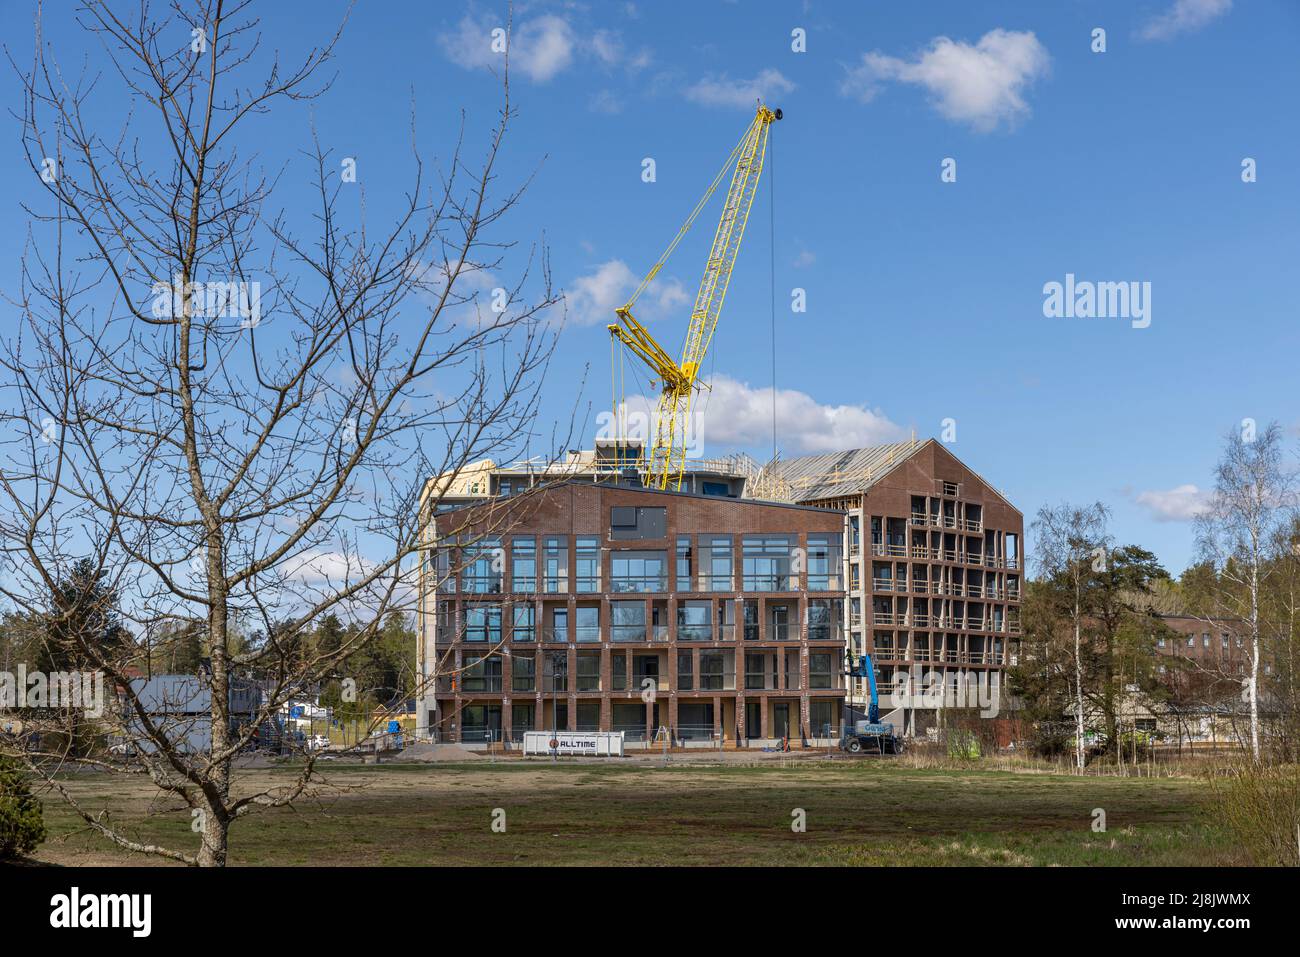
[416,104,1024,754]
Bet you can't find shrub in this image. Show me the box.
[1209,760,1300,866]
[0,754,47,861]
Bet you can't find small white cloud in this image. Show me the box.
[566,259,689,326]
[1133,484,1211,522]
[792,249,816,269]
[591,29,652,71]
[684,68,795,109]
[588,89,624,114]
[1139,0,1232,41]
[842,29,1049,132]
[440,16,650,84]
[439,14,576,83]
[617,374,904,455]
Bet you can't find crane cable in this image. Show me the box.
[768,123,777,466]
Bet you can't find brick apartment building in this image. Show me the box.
[1152,615,1249,678]
[417,481,850,746]
[755,439,1024,735]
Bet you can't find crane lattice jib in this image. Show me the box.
[608,104,780,491]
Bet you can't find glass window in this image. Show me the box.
[700,652,725,691]
[808,599,843,641]
[677,652,693,691]
[434,548,455,594]
[545,653,568,693]
[547,607,568,643]
[810,699,836,737]
[511,605,535,643]
[677,600,712,641]
[512,655,535,692]
[462,538,502,593]
[576,655,601,691]
[676,536,693,592]
[575,537,600,593]
[543,536,568,593]
[743,600,759,641]
[611,601,647,642]
[744,653,766,690]
[807,535,842,591]
[462,655,502,692]
[576,702,601,731]
[810,653,834,689]
[464,604,501,643]
[575,606,600,643]
[511,537,536,593]
[742,535,794,591]
[717,601,735,641]
[610,550,668,593]
[701,536,733,591]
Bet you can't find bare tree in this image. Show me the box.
[1195,422,1297,760]
[1032,502,1110,771]
[0,1,562,865]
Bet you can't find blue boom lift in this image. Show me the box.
[841,653,901,755]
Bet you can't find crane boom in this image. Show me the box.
[609,103,781,490]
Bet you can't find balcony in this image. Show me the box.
[611,624,648,643]
[677,624,714,642]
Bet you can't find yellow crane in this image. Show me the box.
[608,103,781,490]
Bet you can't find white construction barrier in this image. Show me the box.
[522,730,625,757]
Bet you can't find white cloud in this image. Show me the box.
[283,549,376,587]
[588,89,624,114]
[1133,484,1211,522]
[842,29,1049,132]
[566,259,689,326]
[439,14,576,83]
[439,16,649,84]
[684,68,795,109]
[1139,0,1232,41]
[616,374,904,456]
[792,249,816,269]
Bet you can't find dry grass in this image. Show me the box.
[26,759,1237,867]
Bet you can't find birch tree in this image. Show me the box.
[1195,423,1296,760]
[1032,502,1110,771]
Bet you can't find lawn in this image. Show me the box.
[30,759,1238,866]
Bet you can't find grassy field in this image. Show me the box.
[30,759,1239,866]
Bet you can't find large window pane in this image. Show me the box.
[676,600,712,641]
[511,537,536,593]
[742,535,794,591]
[610,550,668,593]
[575,606,600,643]
[462,538,502,593]
[611,601,647,642]
[807,534,842,591]
[543,536,568,593]
[464,604,501,643]
[575,536,600,593]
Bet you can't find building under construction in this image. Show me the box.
[415,437,1023,745]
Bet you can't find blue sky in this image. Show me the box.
[1,0,1296,575]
